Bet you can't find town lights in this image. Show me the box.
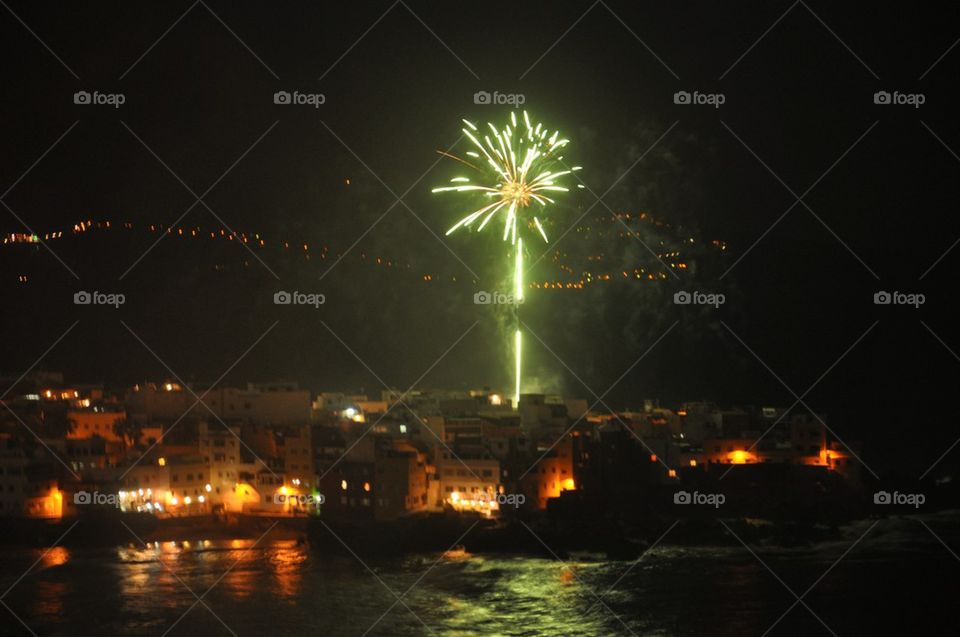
[204,484,212,492]
[342,407,365,423]
[184,496,192,505]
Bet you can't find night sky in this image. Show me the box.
[3,1,960,472]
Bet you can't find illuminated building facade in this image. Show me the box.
[437,453,500,514]
[520,437,576,509]
[66,408,126,442]
[0,437,63,519]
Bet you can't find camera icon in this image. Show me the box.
[74,490,92,504]
[473,91,491,105]
[74,91,91,105]
[474,291,492,304]
[274,91,291,105]
[873,91,891,105]
[74,291,92,305]
[673,291,691,305]
[674,490,691,504]
[673,91,691,105]
[274,291,292,305]
[873,291,892,305]
[873,490,891,504]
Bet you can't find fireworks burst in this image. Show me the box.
[432,110,582,245]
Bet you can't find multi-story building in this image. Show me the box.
[320,459,376,517]
[520,437,576,509]
[126,381,311,425]
[166,455,212,512]
[676,408,860,483]
[44,436,110,474]
[374,441,429,520]
[124,382,194,422]
[312,426,347,475]
[203,382,311,425]
[436,450,500,514]
[279,425,314,490]
[198,422,243,500]
[0,437,62,519]
[66,407,126,442]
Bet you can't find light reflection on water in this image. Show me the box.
[111,539,306,605]
[1,514,958,636]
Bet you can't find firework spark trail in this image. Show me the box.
[434,111,580,408]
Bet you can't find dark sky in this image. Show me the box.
[2,1,960,470]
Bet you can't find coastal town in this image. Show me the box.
[1,370,867,539]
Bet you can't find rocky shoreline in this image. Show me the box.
[3,508,953,559]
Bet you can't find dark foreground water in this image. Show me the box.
[2,513,959,636]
